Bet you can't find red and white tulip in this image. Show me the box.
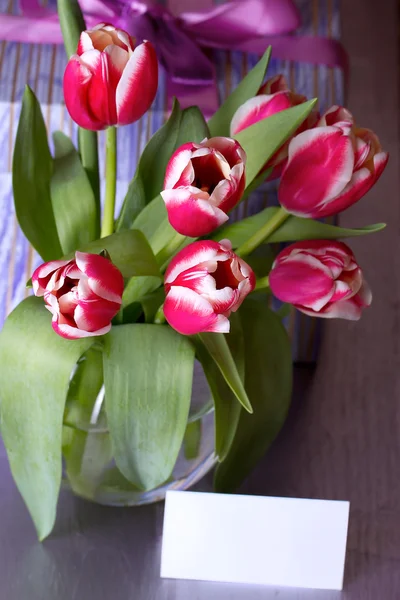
[32,252,124,339]
[269,240,372,320]
[279,106,389,218]
[230,74,318,179]
[161,137,246,237]
[164,239,255,335]
[63,23,158,130]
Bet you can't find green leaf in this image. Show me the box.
[235,100,317,185]
[73,229,161,279]
[208,48,271,137]
[12,86,62,261]
[183,421,202,461]
[51,131,97,254]
[0,297,92,540]
[122,276,162,309]
[216,206,386,248]
[214,301,292,493]
[267,216,387,244]
[57,0,86,58]
[117,102,209,229]
[199,330,252,414]
[194,313,243,461]
[103,324,195,490]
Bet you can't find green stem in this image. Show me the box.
[79,129,100,234]
[154,303,166,325]
[255,275,269,291]
[101,126,117,238]
[236,207,289,257]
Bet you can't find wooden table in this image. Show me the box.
[0,0,398,598]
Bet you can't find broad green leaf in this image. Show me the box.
[194,313,243,461]
[141,287,165,323]
[122,276,161,309]
[103,324,195,490]
[235,100,317,185]
[214,301,292,493]
[57,0,86,58]
[216,206,386,248]
[51,131,97,254]
[57,0,100,216]
[208,48,271,137]
[117,102,209,229]
[12,86,62,261]
[267,216,386,244]
[63,346,104,430]
[0,297,92,540]
[73,229,161,279]
[199,330,252,414]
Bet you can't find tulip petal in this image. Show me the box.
[84,50,117,126]
[231,93,293,136]
[204,137,246,167]
[314,152,387,218]
[165,240,226,285]
[161,188,229,237]
[63,55,106,130]
[116,41,158,126]
[75,252,124,303]
[52,319,111,340]
[32,259,70,296]
[164,286,230,335]
[163,144,194,189]
[300,296,364,320]
[74,299,120,332]
[270,253,335,311]
[279,127,355,217]
[259,74,289,95]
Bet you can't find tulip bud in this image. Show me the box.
[269,240,372,320]
[161,137,246,237]
[63,23,158,130]
[278,105,389,218]
[230,74,318,179]
[164,239,255,335]
[32,251,124,339]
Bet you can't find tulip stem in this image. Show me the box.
[235,207,289,257]
[255,276,269,291]
[101,126,117,238]
[154,303,166,324]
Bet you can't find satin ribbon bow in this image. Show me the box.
[0,0,348,114]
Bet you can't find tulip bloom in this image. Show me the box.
[161,137,246,237]
[279,105,389,218]
[230,74,318,178]
[269,240,372,320]
[32,252,124,339]
[164,240,255,335]
[64,23,158,130]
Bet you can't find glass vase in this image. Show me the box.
[61,352,216,506]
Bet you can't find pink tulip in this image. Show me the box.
[64,23,158,130]
[230,74,318,179]
[164,239,255,335]
[161,137,246,237]
[279,105,389,218]
[32,252,124,339]
[269,240,372,320]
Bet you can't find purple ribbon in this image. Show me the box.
[0,0,348,114]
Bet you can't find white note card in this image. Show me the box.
[161,491,350,591]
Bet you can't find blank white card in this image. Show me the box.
[161,491,349,591]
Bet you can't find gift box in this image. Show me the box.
[0,0,344,362]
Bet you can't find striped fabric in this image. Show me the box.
[0,0,343,362]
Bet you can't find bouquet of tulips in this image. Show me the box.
[0,0,388,541]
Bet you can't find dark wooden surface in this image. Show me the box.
[0,0,399,598]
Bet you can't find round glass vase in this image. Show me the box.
[61,354,216,506]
